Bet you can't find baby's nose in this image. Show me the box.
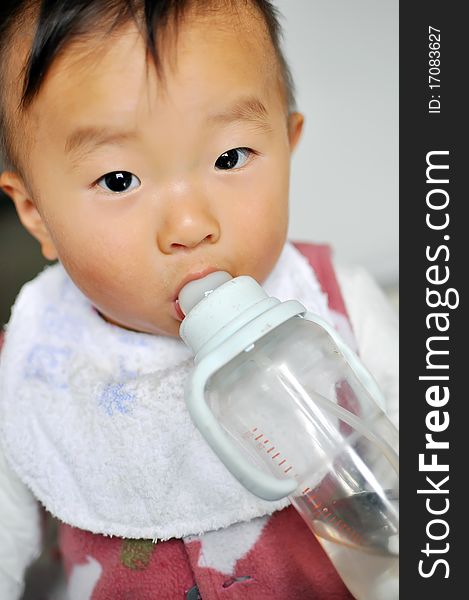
[157,196,220,254]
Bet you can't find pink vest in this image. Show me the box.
[3,242,355,599]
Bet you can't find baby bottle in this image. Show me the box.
[178,272,399,600]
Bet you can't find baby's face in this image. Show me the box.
[10,9,302,337]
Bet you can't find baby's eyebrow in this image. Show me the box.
[64,128,137,163]
[206,97,272,133]
[64,97,272,164]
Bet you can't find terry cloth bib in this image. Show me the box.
[0,242,339,540]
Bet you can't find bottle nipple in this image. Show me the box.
[178,271,232,316]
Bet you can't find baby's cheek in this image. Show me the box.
[236,225,287,282]
[257,195,289,238]
[252,206,288,275]
[53,239,128,309]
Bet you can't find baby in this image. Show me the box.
[0,1,398,598]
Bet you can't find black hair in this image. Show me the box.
[0,0,295,175]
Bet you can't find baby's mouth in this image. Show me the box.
[174,298,185,321]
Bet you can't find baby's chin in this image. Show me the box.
[95,308,181,338]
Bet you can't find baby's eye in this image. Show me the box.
[96,171,141,193]
[215,148,252,171]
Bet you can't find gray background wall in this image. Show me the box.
[276,0,398,286]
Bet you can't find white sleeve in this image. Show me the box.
[0,446,42,599]
[335,264,399,429]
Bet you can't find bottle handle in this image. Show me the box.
[184,305,391,501]
[185,363,299,501]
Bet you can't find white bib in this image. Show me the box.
[0,242,333,540]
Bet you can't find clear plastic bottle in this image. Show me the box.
[178,272,399,600]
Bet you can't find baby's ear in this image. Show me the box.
[287,112,304,152]
[0,171,58,261]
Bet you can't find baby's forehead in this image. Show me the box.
[16,5,275,107]
[27,3,272,77]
